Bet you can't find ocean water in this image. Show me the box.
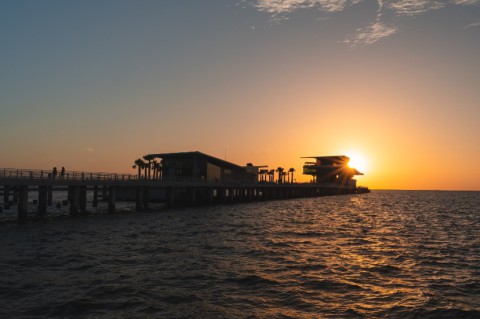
[0,190,479,318]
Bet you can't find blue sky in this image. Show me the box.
[1,0,479,189]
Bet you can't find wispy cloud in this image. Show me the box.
[83,147,94,153]
[253,0,353,13]
[344,21,397,46]
[464,21,480,28]
[452,0,480,5]
[245,0,480,46]
[343,0,397,46]
[389,0,445,16]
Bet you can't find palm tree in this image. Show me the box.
[288,168,295,183]
[153,161,162,180]
[151,160,157,179]
[268,169,275,183]
[276,167,284,184]
[133,158,146,179]
[143,157,152,180]
[259,169,268,182]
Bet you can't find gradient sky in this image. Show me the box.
[1,0,479,190]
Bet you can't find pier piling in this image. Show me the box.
[18,186,28,222]
[47,186,53,206]
[38,186,47,217]
[135,186,144,211]
[13,188,19,204]
[108,186,116,213]
[3,185,9,203]
[79,186,87,213]
[68,186,80,215]
[92,185,98,207]
[142,187,149,210]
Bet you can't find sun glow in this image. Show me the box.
[347,152,368,173]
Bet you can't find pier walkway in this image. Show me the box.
[1,168,368,222]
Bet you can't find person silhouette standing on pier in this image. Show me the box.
[60,167,65,179]
[52,167,57,180]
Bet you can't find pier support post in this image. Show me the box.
[136,187,144,211]
[92,185,98,207]
[102,185,108,201]
[79,186,87,213]
[227,188,233,203]
[108,186,116,213]
[207,188,214,205]
[38,186,48,217]
[142,187,149,210]
[219,188,226,203]
[233,188,238,202]
[166,186,174,208]
[3,185,9,203]
[190,187,197,205]
[68,186,80,215]
[47,186,53,206]
[239,188,245,202]
[247,188,253,202]
[13,188,19,204]
[18,186,28,222]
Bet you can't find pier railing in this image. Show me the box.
[0,168,137,181]
[0,169,260,184]
[0,168,368,190]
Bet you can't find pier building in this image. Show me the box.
[302,155,363,187]
[143,151,256,183]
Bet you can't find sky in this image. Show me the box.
[1,0,479,190]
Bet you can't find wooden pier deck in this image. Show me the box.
[1,168,369,222]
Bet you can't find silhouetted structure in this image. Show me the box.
[1,154,369,222]
[143,151,256,183]
[244,164,269,183]
[302,155,363,187]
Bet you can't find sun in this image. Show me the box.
[346,151,368,173]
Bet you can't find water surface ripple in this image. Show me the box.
[1,190,479,318]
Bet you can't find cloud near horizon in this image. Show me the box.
[245,0,480,45]
[464,21,480,28]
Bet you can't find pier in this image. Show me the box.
[0,168,368,222]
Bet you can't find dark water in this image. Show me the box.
[1,190,479,318]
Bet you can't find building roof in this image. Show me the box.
[353,169,364,176]
[144,151,245,170]
[301,155,350,161]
